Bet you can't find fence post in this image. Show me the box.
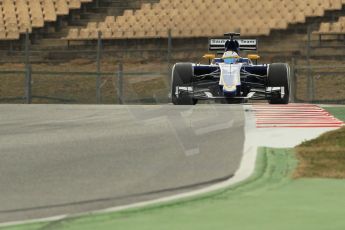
[167,29,172,87]
[306,25,313,102]
[96,31,102,104]
[290,57,296,103]
[117,63,123,104]
[24,29,32,104]
[25,66,32,104]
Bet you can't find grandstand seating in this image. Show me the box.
[313,16,345,43]
[314,16,345,35]
[65,0,345,40]
[0,0,93,40]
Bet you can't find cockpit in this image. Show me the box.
[212,57,252,65]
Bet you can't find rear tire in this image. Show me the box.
[267,63,290,104]
[171,63,198,105]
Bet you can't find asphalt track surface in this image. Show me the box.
[0,104,245,223]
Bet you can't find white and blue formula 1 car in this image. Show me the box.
[171,33,290,105]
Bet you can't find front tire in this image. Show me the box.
[267,63,290,104]
[171,63,198,105]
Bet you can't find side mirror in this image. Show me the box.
[203,54,216,64]
[203,54,216,60]
[247,54,260,64]
[247,54,260,60]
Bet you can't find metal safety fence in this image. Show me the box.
[1,30,345,104]
[0,31,173,104]
[0,68,169,104]
[291,65,345,104]
[2,64,344,105]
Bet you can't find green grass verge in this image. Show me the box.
[4,147,345,230]
[324,107,345,122]
[294,107,345,178]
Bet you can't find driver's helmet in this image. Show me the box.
[222,51,240,64]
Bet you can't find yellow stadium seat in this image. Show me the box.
[6,27,20,40]
[87,22,97,29]
[105,16,115,25]
[79,28,90,38]
[331,22,342,33]
[16,0,32,33]
[66,28,79,39]
[53,0,345,41]
[112,29,124,38]
[101,28,112,39]
[54,0,69,15]
[29,0,45,28]
[0,27,6,39]
[43,0,57,21]
[67,0,81,9]
[0,0,92,41]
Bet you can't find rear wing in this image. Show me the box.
[209,38,258,53]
